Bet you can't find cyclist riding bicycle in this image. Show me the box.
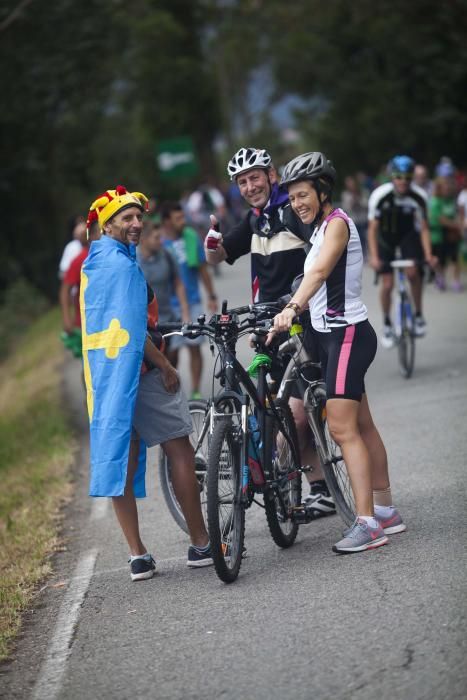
[367,155,436,348]
[204,146,335,517]
[270,151,406,554]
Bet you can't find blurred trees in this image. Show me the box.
[0,0,466,300]
[264,0,467,177]
[0,0,219,298]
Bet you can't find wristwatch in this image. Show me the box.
[285,301,300,314]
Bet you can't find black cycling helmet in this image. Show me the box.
[280,152,336,188]
[281,152,336,227]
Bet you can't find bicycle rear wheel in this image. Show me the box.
[207,418,245,583]
[158,399,209,533]
[398,304,415,379]
[312,386,356,526]
[264,402,301,548]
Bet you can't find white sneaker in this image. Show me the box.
[380,324,395,349]
[414,316,427,337]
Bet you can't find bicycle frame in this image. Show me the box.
[275,332,331,460]
[392,263,415,339]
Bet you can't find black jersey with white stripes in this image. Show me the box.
[368,182,428,244]
[222,190,311,302]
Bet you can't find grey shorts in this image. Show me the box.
[131,369,193,446]
[169,302,205,350]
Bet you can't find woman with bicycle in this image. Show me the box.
[269,152,406,554]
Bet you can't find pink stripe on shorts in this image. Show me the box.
[335,325,355,395]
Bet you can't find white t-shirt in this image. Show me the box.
[58,240,83,278]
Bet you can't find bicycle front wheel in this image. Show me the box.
[158,399,209,533]
[398,306,415,379]
[207,418,245,583]
[264,402,301,548]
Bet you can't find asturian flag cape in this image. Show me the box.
[80,234,148,497]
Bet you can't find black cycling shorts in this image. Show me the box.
[378,232,424,274]
[316,320,377,402]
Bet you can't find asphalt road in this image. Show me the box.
[2,256,467,700]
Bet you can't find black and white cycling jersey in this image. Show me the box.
[368,182,428,244]
[304,208,368,332]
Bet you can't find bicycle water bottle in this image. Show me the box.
[247,414,265,486]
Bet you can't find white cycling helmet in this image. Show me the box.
[227,147,272,180]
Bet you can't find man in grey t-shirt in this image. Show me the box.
[137,220,190,325]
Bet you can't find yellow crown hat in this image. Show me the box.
[87,185,148,232]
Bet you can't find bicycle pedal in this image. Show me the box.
[290,506,314,524]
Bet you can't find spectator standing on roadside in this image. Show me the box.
[429,177,463,292]
[160,201,218,399]
[341,175,369,257]
[413,164,433,197]
[81,185,213,580]
[137,220,191,353]
[60,220,101,339]
[58,215,86,279]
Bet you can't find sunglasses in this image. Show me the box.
[393,173,412,181]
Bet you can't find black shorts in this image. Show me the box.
[432,240,460,266]
[316,320,377,402]
[378,232,424,274]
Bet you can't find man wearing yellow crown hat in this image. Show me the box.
[81,186,212,581]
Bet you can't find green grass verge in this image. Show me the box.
[0,308,76,661]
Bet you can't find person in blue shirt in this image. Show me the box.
[160,201,218,399]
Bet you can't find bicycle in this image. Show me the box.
[166,299,355,582]
[271,315,356,526]
[167,302,302,583]
[390,259,416,379]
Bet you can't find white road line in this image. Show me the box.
[89,497,109,521]
[31,548,98,700]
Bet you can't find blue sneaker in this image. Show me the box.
[187,545,214,568]
[333,518,388,554]
[129,554,156,581]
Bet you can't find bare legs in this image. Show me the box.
[162,437,208,546]
[112,439,147,556]
[112,436,208,556]
[289,397,323,483]
[326,394,390,516]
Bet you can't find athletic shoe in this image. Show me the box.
[380,324,395,349]
[414,316,427,337]
[187,545,214,568]
[376,507,407,535]
[435,274,446,291]
[303,480,336,517]
[129,554,156,581]
[451,280,464,292]
[332,518,388,554]
[191,390,202,400]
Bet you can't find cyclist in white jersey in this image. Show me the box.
[269,152,406,554]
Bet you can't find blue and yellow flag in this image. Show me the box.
[80,235,147,497]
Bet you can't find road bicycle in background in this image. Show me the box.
[390,259,417,378]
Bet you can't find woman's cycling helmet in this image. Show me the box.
[227,147,272,180]
[280,152,336,188]
[390,155,415,174]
